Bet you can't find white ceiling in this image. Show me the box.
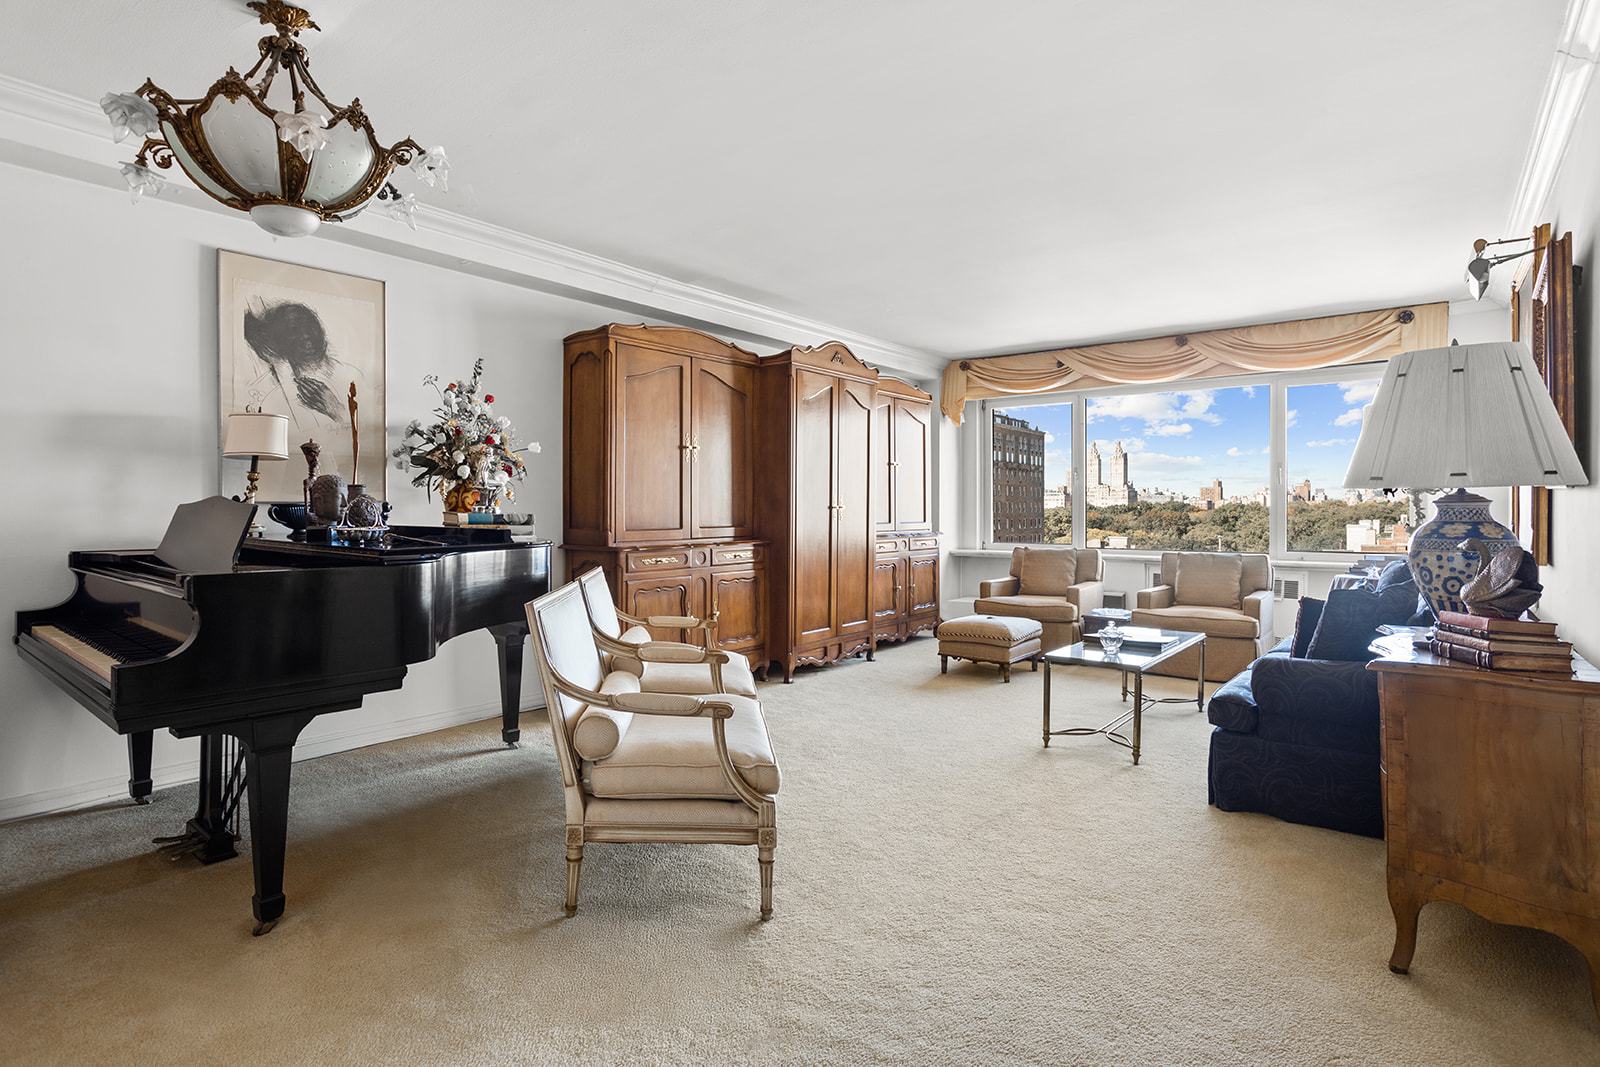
[0,0,1577,362]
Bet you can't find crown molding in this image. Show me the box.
[0,73,945,382]
[1505,0,1600,236]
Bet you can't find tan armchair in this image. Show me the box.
[575,567,758,698]
[527,581,779,918]
[974,546,1104,651]
[1132,551,1274,682]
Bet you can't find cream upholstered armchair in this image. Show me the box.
[1132,551,1274,682]
[527,582,780,918]
[575,567,758,699]
[974,546,1104,651]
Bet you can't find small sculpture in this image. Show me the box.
[300,438,321,509]
[345,492,384,528]
[348,382,360,485]
[1459,539,1543,619]
[308,473,348,524]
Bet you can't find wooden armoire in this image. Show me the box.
[870,376,940,647]
[564,325,940,683]
[756,342,880,682]
[562,324,769,677]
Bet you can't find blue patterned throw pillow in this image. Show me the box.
[1290,597,1325,658]
[1304,583,1420,661]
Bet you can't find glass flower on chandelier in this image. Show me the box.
[391,359,540,512]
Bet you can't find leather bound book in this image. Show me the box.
[1429,638,1574,673]
[1435,610,1559,636]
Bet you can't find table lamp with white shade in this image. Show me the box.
[223,411,291,531]
[1342,341,1587,618]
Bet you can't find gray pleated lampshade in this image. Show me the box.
[1342,341,1588,490]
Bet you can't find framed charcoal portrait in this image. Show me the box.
[218,250,385,502]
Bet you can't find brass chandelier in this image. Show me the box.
[101,0,446,237]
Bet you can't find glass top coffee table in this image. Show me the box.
[1041,628,1207,764]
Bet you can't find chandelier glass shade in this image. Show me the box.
[101,0,445,237]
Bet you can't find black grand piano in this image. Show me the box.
[15,497,551,933]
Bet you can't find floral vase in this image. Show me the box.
[1406,489,1521,618]
[440,481,479,513]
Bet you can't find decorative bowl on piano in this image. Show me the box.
[265,502,308,533]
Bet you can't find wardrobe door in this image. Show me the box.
[894,398,932,531]
[691,358,755,541]
[872,393,895,533]
[615,345,691,543]
[835,379,874,636]
[792,368,837,645]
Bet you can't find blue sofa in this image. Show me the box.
[1205,563,1429,838]
[1205,637,1383,837]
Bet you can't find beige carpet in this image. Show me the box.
[1,636,1595,1065]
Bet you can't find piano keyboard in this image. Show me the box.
[31,620,186,682]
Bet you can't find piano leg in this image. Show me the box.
[236,713,315,936]
[490,624,526,747]
[127,730,153,804]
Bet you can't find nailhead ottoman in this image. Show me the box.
[936,614,1044,682]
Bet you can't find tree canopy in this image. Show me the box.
[1046,498,1405,553]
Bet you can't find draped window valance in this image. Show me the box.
[940,302,1449,424]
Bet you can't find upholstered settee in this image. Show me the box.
[1205,641,1383,837]
[975,547,1104,651]
[1132,551,1273,682]
[1204,564,1430,837]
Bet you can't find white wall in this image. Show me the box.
[1529,66,1600,664]
[0,163,744,819]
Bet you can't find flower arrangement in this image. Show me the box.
[391,359,539,510]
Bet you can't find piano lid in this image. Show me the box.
[152,497,257,573]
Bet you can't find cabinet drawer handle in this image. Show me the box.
[639,556,680,566]
[723,551,753,561]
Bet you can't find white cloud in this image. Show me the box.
[1286,408,1298,429]
[1042,431,1055,443]
[1306,438,1357,448]
[1333,407,1365,427]
[1087,390,1223,438]
[1341,381,1380,405]
[1226,447,1254,456]
[1132,452,1204,468]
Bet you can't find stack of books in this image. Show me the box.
[1429,610,1574,674]
[443,511,508,527]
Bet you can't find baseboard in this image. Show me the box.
[0,697,545,825]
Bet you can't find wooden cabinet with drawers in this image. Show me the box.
[563,324,767,674]
[869,375,940,645]
[872,534,941,644]
[1370,643,1600,1020]
[564,542,768,678]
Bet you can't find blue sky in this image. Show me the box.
[996,377,1382,499]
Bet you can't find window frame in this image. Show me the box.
[979,360,1392,561]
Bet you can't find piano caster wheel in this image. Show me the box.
[505,740,520,750]
[252,919,276,937]
[133,796,150,805]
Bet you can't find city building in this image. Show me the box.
[1199,479,1225,505]
[992,414,1046,541]
[1346,518,1413,553]
[1085,441,1137,506]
